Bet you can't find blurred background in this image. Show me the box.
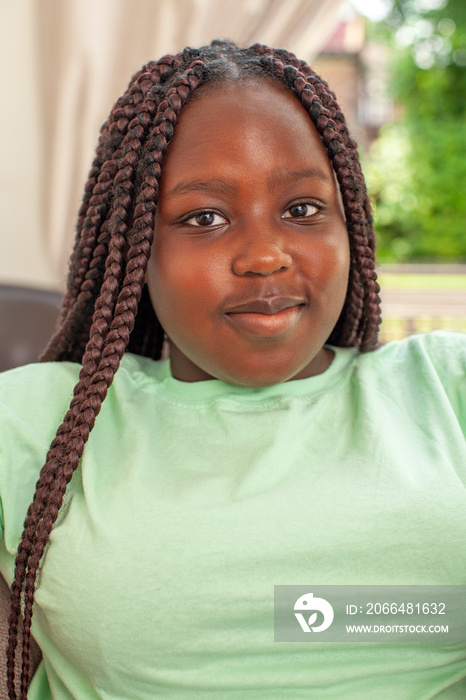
[0,0,465,365]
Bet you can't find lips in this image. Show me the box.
[223,295,306,338]
[225,296,305,316]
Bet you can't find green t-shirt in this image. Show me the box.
[0,331,465,699]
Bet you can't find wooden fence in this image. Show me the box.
[377,264,466,342]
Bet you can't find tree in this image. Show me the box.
[365,0,466,260]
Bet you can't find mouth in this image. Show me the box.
[224,296,306,337]
[225,296,306,315]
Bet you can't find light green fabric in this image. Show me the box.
[0,331,465,699]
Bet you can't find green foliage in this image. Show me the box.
[365,0,466,261]
[366,120,466,260]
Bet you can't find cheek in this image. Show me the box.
[310,231,350,328]
[306,229,350,295]
[146,245,221,331]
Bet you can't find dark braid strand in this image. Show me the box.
[8,59,205,699]
[41,55,180,363]
[250,48,380,349]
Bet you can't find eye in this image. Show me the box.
[282,202,321,220]
[183,211,228,227]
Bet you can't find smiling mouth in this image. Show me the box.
[224,297,305,336]
[225,296,305,315]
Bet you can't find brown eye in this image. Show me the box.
[282,202,319,219]
[195,212,215,226]
[185,211,228,227]
[290,204,309,217]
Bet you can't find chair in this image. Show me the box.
[0,285,62,372]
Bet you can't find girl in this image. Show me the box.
[0,40,465,699]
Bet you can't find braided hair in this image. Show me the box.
[7,40,381,698]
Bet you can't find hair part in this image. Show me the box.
[7,40,381,697]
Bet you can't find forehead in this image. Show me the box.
[159,79,335,184]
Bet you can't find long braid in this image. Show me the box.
[8,41,382,697]
[292,60,371,346]
[9,85,166,661]
[252,47,380,350]
[41,55,181,363]
[69,57,180,291]
[8,228,129,697]
[9,76,171,676]
[7,58,204,699]
[303,65,381,350]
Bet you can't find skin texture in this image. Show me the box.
[146,80,350,387]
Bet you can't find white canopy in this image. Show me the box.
[0,0,345,289]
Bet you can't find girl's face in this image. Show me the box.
[146,80,350,387]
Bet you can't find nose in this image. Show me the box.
[231,230,293,277]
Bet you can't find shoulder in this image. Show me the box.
[0,361,82,547]
[0,354,162,545]
[0,361,82,496]
[352,331,465,426]
[0,352,164,417]
[362,330,466,380]
[0,360,81,428]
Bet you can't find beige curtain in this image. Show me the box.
[2,0,345,290]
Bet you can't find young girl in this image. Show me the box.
[0,40,465,699]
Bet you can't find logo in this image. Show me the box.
[294,592,334,632]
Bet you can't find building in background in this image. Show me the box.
[315,4,394,150]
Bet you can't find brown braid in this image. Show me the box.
[42,55,182,362]
[7,41,381,697]
[7,58,203,699]
[255,48,380,350]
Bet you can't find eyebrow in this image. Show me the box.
[165,167,331,199]
[267,167,331,188]
[166,177,236,198]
